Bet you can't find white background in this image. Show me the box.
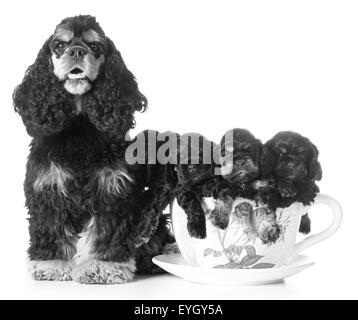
[0,0,357,299]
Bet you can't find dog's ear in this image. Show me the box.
[252,137,264,163]
[86,38,147,139]
[13,37,74,137]
[260,143,276,179]
[306,140,322,181]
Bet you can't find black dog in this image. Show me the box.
[209,128,281,244]
[13,15,173,284]
[172,133,228,239]
[259,131,322,234]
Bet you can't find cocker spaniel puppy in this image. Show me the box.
[13,15,172,284]
[209,129,262,227]
[209,128,281,244]
[129,130,178,249]
[173,133,227,239]
[259,131,322,234]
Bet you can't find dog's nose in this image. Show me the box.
[234,159,246,168]
[287,161,296,169]
[68,46,88,60]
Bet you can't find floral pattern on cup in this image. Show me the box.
[204,198,291,269]
[205,245,275,269]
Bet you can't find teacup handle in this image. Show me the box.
[285,194,343,265]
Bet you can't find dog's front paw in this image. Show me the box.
[209,208,230,230]
[235,201,253,216]
[258,223,281,245]
[72,259,136,284]
[187,216,206,239]
[28,260,73,281]
[299,213,311,235]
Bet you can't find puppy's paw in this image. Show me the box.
[187,216,206,239]
[258,223,281,245]
[235,201,253,216]
[299,213,311,235]
[278,182,297,198]
[28,260,73,281]
[209,208,230,230]
[72,259,136,284]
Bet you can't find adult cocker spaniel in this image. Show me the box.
[13,15,173,284]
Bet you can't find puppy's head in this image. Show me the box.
[49,15,107,95]
[261,131,322,183]
[174,133,214,187]
[220,129,263,184]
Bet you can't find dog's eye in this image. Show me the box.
[89,43,98,51]
[55,41,66,50]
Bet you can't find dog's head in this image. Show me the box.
[261,131,322,183]
[220,128,263,184]
[174,133,214,188]
[13,15,147,138]
[49,15,107,95]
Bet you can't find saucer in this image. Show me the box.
[152,253,315,286]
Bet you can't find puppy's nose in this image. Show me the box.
[234,159,246,168]
[68,46,88,60]
[287,162,296,169]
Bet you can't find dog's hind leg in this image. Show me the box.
[135,214,178,274]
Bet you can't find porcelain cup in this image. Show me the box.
[172,194,343,269]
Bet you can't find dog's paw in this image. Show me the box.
[299,213,311,235]
[28,260,73,281]
[72,259,136,284]
[187,216,206,239]
[209,208,230,230]
[258,223,281,245]
[235,201,253,216]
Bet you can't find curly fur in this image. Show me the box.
[259,131,322,234]
[172,133,229,239]
[14,15,172,284]
[209,129,265,228]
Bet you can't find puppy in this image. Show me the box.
[173,133,226,239]
[209,129,265,228]
[259,131,322,234]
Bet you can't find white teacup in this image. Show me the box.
[172,194,343,268]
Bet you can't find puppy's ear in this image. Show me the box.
[260,144,276,179]
[86,38,147,139]
[307,140,322,181]
[13,37,73,137]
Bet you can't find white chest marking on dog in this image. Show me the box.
[95,164,134,195]
[73,217,96,265]
[33,162,72,196]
